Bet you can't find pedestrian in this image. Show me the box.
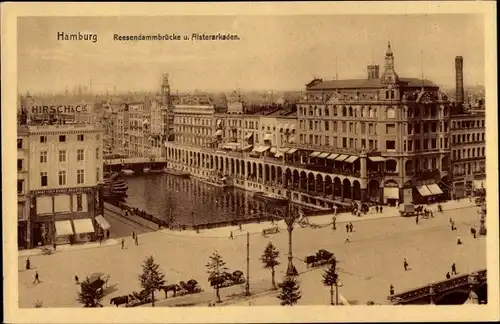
[345,224,349,233]
[132,231,136,240]
[121,238,125,249]
[446,272,451,279]
[229,231,234,240]
[430,210,434,218]
[344,234,351,243]
[456,234,462,245]
[415,215,419,225]
[349,222,354,233]
[451,263,457,275]
[53,242,57,251]
[99,235,103,245]
[451,221,456,231]
[376,206,379,213]
[75,274,79,284]
[389,284,394,295]
[403,258,409,271]
[135,235,139,246]
[125,209,129,216]
[33,271,40,284]
[380,206,383,213]
[332,216,336,230]
[239,224,242,231]
[106,229,110,239]
[25,257,30,270]
[470,227,477,239]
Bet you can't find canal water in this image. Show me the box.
[123,173,314,226]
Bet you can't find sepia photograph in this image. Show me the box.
[2,2,498,323]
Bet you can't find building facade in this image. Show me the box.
[17,127,30,249]
[19,122,104,248]
[450,110,486,197]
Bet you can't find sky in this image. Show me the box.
[17,15,485,94]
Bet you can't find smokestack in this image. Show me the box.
[455,56,464,105]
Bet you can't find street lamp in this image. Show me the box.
[273,202,299,277]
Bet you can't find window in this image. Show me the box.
[40,136,47,143]
[40,172,48,187]
[325,122,329,131]
[77,169,84,184]
[361,139,366,149]
[424,140,429,150]
[77,134,84,141]
[349,138,354,148]
[423,124,428,133]
[431,139,437,149]
[315,135,319,145]
[444,138,448,148]
[342,122,346,132]
[309,135,313,144]
[408,140,413,151]
[415,140,421,151]
[342,137,347,148]
[77,193,83,211]
[77,149,84,161]
[59,170,66,185]
[59,150,66,162]
[415,124,420,134]
[96,134,100,140]
[386,140,396,150]
[17,139,23,149]
[17,180,24,194]
[333,121,337,132]
[96,167,100,182]
[369,140,374,150]
[386,107,396,119]
[386,124,396,135]
[309,121,313,130]
[408,124,413,134]
[349,123,353,133]
[361,122,365,134]
[325,136,330,146]
[17,159,23,171]
[431,123,437,133]
[403,140,407,151]
[59,135,66,142]
[96,148,100,160]
[369,123,374,134]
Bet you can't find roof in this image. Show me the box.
[308,77,438,90]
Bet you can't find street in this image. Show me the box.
[18,203,485,308]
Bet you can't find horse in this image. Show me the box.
[305,255,317,268]
[180,279,200,294]
[110,295,129,307]
[161,284,181,299]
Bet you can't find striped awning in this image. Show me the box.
[252,145,270,153]
[73,218,95,234]
[335,154,349,162]
[427,183,443,195]
[417,186,433,197]
[286,148,298,154]
[344,156,359,163]
[317,152,330,159]
[309,151,321,158]
[326,153,339,160]
[369,156,386,162]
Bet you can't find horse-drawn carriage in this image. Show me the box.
[83,273,109,294]
[161,279,203,299]
[399,204,425,217]
[304,249,335,268]
[209,270,245,288]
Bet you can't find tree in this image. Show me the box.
[138,255,166,307]
[322,265,339,305]
[260,241,280,289]
[206,251,228,303]
[77,277,104,308]
[277,276,301,306]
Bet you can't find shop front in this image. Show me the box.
[73,218,96,243]
[55,220,73,245]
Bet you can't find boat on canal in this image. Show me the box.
[163,167,191,178]
[197,171,233,188]
[253,191,288,203]
[103,172,129,200]
[122,169,135,176]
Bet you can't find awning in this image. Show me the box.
[73,218,95,234]
[286,148,298,154]
[369,156,386,162]
[417,186,433,197]
[309,151,321,158]
[214,129,223,136]
[55,220,74,236]
[263,133,273,141]
[288,135,296,144]
[344,156,359,163]
[317,152,330,159]
[326,153,339,160]
[95,215,111,230]
[384,187,399,199]
[427,183,444,195]
[473,180,485,190]
[270,147,278,154]
[335,154,349,162]
[252,145,270,153]
[275,151,284,158]
[241,144,253,151]
[221,144,235,150]
[245,132,253,140]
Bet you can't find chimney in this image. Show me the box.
[455,56,464,105]
[367,65,380,80]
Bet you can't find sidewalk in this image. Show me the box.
[18,239,120,257]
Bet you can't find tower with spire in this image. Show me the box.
[381,41,399,85]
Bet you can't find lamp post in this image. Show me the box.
[273,201,299,277]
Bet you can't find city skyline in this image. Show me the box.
[18,15,484,94]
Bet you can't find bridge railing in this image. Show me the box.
[104,157,167,165]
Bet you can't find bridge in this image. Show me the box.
[103,157,168,173]
[387,269,487,305]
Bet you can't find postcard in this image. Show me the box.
[2,1,498,323]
